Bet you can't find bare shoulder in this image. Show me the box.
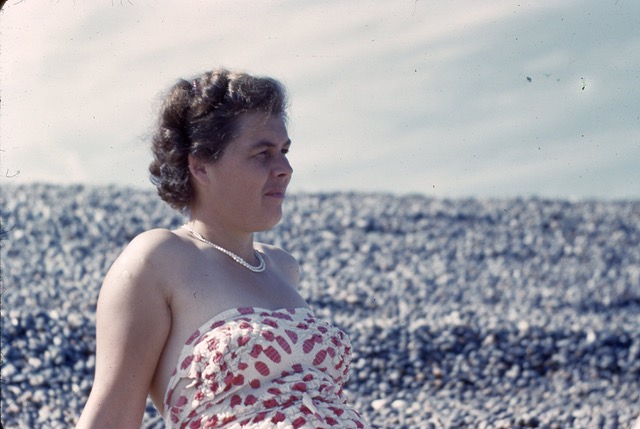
[123,227,185,256]
[114,228,184,267]
[256,243,301,284]
[256,242,299,267]
[103,228,189,296]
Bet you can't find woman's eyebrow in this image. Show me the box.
[251,139,292,149]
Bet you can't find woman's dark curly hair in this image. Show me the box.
[148,68,288,211]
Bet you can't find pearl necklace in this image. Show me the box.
[182,224,265,273]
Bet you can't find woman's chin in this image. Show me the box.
[255,211,283,232]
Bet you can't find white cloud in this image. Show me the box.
[1,0,638,199]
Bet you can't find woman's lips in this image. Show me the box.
[265,189,286,198]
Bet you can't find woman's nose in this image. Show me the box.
[274,154,293,178]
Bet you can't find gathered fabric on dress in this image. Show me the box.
[163,307,369,429]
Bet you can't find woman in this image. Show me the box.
[76,68,369,429]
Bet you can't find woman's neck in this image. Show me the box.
[185,214,257,263]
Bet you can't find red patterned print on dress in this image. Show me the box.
[163,307,370,428]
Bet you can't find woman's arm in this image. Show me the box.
[75,232,172,429]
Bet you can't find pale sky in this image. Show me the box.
[1,0,638,200]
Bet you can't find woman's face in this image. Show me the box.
[202,112,293,233]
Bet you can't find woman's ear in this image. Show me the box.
[188,154,210,185]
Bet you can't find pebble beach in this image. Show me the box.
[2,183,639,428]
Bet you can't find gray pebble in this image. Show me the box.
[2,184,639,428]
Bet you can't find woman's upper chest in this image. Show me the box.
[167,249,306,347]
